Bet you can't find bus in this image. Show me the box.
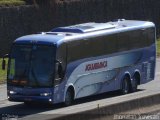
[2,19,156,106]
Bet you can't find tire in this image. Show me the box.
[130,75,138,93]
[64,88,74,106]
[121,76,130,94]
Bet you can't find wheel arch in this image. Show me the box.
[64,84,75,101]
[121,72,131,89]
[134,70,141,85]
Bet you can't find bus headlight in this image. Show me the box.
[40,93,52,96]
[9,91,17,95]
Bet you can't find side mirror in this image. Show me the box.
[55,60,63,79]
[2,54,9,70]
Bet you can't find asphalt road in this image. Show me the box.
[0,58,159,119]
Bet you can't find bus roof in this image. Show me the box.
[15,20,155,45]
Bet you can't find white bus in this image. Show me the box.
[5,19,156,106]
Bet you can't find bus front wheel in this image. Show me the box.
[64,88,74,106]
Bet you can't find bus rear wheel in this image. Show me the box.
[64,88,74,106]
[130,75,138,92]
[121,76,130,94]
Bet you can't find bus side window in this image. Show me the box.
[129,30,143,49]
[141,28,155,48]
[104,35,118,55]
[147,28,155,46]
[90,37,104,57]
[68,39,94,63]
[67,40,82,63]
[117,32,130,52]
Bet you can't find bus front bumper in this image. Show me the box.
[7,87,54,104]
[8,95,53,103]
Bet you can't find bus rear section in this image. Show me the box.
[5,20,156,106]
[61,27,156,102]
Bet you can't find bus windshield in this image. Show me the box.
[8,44,55,87]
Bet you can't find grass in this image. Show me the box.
[0,0,25,6]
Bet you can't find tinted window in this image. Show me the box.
[68,40,85,62]
[67,27,155,63]
[129,28,155,49]
[129,30,143,49]
[104,35,118,54]
[90,37,105,57]
[8,45,55,87]
[117,32,130,51]
[68,38,104,63]
[146,27,155,46]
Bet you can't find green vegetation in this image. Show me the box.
[157,38,160,57]
[0,0,25,6]
[0,58,7,84]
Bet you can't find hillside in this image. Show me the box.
[0,0,160,56]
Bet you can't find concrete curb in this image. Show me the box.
[20,92,160,120]
[53,93,160,120]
